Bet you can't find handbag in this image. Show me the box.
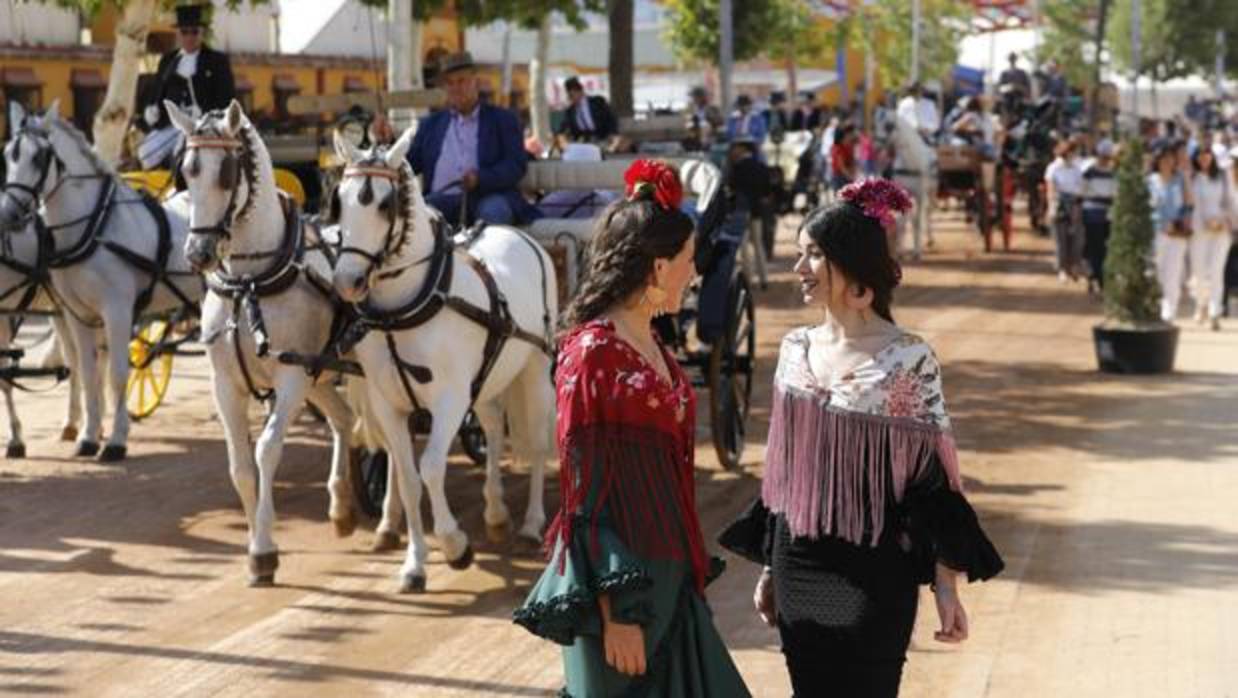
[1168,202,1193,238]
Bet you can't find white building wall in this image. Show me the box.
[209,0,278,54]
[0,1,82,46]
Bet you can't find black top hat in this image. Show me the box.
[174,4,209,28]
[439,51,476,75]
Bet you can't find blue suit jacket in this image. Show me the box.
[407,103,540,223]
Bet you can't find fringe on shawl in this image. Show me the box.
[543,422,709,593]
[761,385,964,544]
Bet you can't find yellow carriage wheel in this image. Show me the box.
[126,320,175,421]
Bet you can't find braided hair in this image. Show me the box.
[562,186,694,331]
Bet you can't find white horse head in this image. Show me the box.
[330,126,429,302]
[0,100,62,229]
[167,99,265,271]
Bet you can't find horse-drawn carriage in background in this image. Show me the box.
[936,143,1011,252]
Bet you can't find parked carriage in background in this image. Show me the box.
[936,143,1009,252]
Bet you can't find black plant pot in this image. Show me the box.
[1092,324,1179,374]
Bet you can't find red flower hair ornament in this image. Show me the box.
[623,158,684,211]
[838,178,913,229]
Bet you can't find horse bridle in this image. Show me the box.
[3,126,67,221]
[184,133,249,240]
[336,163,412,281]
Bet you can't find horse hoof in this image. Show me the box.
[98,444,127,462]
[371,531,401,552]
[248,573,276,588]
[332,513,357,538]
[5,443,25,459]
[399,573,427,594]
[60,425,78,442]
[446,543,474,571]
[486,520,512,544]
[75,441,100,457]
[247,551,279,586]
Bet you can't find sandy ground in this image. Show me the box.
[2,208,1236,698]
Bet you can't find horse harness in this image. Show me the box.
[334,163,553,432]
[7,124,196,327]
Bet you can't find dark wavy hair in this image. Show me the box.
[1193,148,1221,180]
[799,199,903,323]
[561,189,694,331]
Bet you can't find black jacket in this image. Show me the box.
[142,46,235,130]
[557,95,618,141]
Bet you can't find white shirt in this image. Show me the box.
[176,50,199,79]
[896,96,918,128]
[1191,173,1232,232]
[1044,156,1083,197]
[916,98,940,133]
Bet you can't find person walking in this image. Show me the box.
[1080,139,1118,294]
[514,160,750,698]
[720,179,1003,698]
[1148,143,1194,322]
[1188,147,1233,330]
[1045,138,1086,282]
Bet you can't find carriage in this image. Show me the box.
[936,143,1009,252]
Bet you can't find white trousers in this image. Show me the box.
[1189,232,1234,319]
[1155,233,1190,321]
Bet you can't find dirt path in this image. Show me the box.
[2,209,1235,697]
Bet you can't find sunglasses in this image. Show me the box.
[178,27,202,36]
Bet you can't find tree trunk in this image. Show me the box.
[530,15,553,151]
[91,0,159,166]
[389,0,416,133]
[607,0,634,118]
[1089,0,1111,138]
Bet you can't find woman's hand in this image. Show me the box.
[753,567,777,627]
[933,563,969,643]
[599,595,646,676]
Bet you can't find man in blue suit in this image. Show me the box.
[406,52,538,226]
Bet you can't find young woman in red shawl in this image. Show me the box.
[720,179,1004,697]
[514,160,750,697]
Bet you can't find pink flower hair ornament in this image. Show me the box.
[838,178,913,229]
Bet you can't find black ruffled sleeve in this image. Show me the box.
[902,453,1005,584]
[716,497,775,566]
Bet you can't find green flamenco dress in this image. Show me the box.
[513,319,750,698]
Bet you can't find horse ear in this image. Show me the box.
[333,128,361,164]
[223,99,245,136]
[44,99,61,124]
[385,127,416,169]
[165,100,196,134]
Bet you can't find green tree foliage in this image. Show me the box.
[765,0,832,68]
[832,0,969,89]
[1102,140,1163,327]
[1106,0,1238,81]
[1038,0,1100,88]
[661,0,788,64]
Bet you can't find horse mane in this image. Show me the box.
[355,150,427,259]
[49,118,116,176]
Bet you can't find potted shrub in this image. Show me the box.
[1093,139,1179,374]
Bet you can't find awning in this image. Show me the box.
[272,75,302,92]
[2,67,42,88]
[343,76,368,93]
[234,73,255,92]
[70,69,106,89]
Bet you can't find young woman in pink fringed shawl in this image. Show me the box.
[720,179,1004,697]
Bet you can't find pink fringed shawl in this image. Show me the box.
[761,328,964,545]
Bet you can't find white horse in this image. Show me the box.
[0,213,83,455]
[883,110,938,258]
[330,128,556,592]
[166,100,362,587]
[0,101,203,461]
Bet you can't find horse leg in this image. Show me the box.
[419,397,472,568]
[374,448,404,552]
[366,383,427,592]
[473,399,511,543]
[209,362,260,584]
[99,304,134,462]
[0,322,22,459]
[249,366,312,585]
[51,315,82,442]
[509,357,553,543]
[306,383,357,538]
[64,316,102,456]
